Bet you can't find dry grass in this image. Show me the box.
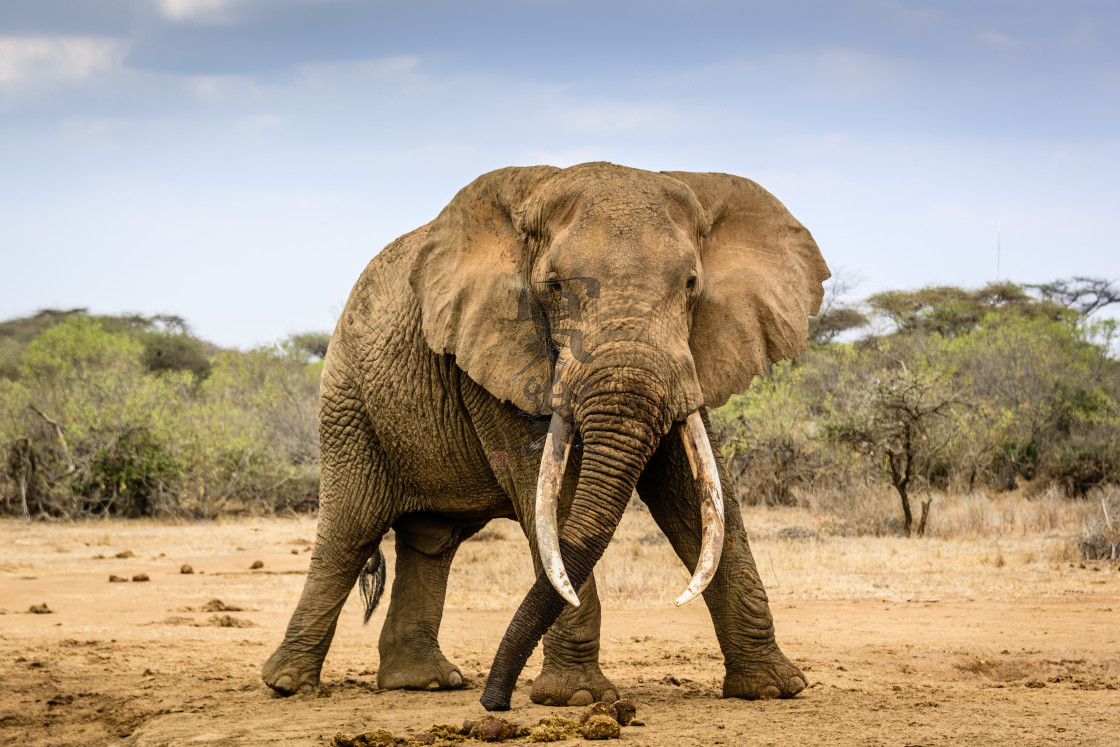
[2,489,1115,618]
[802,485,1108,539]
[1076,489,1120,560]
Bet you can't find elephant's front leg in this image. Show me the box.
[531,571,618,706]
[636,410,806,700]
[376,520,473,691]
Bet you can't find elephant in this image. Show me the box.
[262,162,830,711]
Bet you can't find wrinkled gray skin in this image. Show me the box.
[262,162,829,710]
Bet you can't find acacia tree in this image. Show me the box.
[808,269,869,345]
[827,361,961,536]
[1030,276,1120,317]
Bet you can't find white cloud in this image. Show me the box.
[188,74,262,100]
[293,55,422,88]
[157,0,242,24]
[978,32,1019,51]
[0,36,128,90]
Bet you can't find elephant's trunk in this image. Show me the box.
[536,410,725,608]
[480,381,662,711]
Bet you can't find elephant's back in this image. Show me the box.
[333,224,430,350]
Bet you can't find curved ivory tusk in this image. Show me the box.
[674,410,726,606]
[535,411,579,607]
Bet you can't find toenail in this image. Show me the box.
[568,689,593,706]
[299,683,313,694]
[601,689,618,704]
[275,675,292,692]
[449,671,462,687]
[759,685,781,699]
[788,676,807,693]
[426,680,440,690]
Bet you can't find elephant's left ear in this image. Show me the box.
[409,165,561,414]
[663,171,831,409]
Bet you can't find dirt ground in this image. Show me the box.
[1,510,1118,746]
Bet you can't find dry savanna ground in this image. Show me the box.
[1,493,1118,746]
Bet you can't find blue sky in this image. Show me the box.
[2,1,1118,347]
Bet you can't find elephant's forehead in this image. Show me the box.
[542,164,702,222]
[548,219,696,290]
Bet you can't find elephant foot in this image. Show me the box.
[723,646,807,700]
[263,647,324,696]
[531,662,619,707]
[377,650,464,691]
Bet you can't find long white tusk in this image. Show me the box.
[535,411,579,607]
[674,410,726,606]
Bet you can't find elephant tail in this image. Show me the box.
[358,547,387,625]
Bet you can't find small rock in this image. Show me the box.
[114,550,135,559]
[132,574,150,582]
[208,614,255,628]
[180,564,194,574]
[109,575,127,583]
[250,560,264,570]
[1025,680,1047,688]
[291,549,299,555]
[28,603,52,614]
[581,715,620,740]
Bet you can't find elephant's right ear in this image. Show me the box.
[410,165,561,414]
[663,171,831,409]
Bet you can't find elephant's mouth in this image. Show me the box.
[534,409,725,608]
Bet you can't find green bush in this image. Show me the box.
[0,317,324,518]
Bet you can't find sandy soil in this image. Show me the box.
[1,510,1118,746]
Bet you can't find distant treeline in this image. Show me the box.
[0,310,328,518]
[1,277,1118,522]
[712,277,1120,535]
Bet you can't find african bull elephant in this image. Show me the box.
[262,162,829,710]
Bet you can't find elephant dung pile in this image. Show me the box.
[331,700,642,745]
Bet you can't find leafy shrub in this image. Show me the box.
[0,317,324,518]
[1040,431,1120,497]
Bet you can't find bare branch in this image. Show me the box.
[26,405,76,474]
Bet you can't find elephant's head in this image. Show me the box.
[409,162,829,709]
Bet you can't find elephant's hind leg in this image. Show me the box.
[263,392,398,696]
[376,516,480,691]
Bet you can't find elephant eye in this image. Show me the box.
[686,274,698,292]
